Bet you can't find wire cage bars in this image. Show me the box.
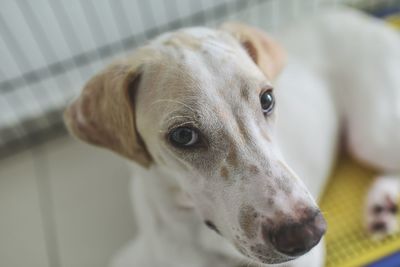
[0,0,396,158]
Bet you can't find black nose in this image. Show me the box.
[268,211,326,257]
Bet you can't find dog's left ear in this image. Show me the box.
[220,22,286,80]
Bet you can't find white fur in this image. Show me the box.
[365,175,400,238]
[111,9,400,267]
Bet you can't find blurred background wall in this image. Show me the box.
[0,0,398,267]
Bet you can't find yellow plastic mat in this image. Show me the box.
[320,156,400,267]
[386,15,400,30]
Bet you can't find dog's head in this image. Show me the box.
[64,23,326,265]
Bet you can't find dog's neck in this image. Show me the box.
[130,165,245,267]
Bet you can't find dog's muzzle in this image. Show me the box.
[264,210,327,257]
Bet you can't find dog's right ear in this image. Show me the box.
[220,22,287,80]
[64,58,153,167]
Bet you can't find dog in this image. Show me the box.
[64,8,400,267]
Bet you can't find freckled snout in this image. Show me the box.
[264,210,326,257]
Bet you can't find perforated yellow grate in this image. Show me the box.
[320,155,400,267]
[386,15,400,30]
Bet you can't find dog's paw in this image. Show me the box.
[364,174,400,239]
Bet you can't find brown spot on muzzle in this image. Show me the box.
[239,205,259,239]
[268,198,274,206]
[220,166,229,180]
[249,164,260,175]
[276,175,292,194]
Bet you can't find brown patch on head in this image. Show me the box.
[240,86,250,101]
[220,166,229,180]
[239,205,259,239]
[227,145,239,168]
[163,32,202,50]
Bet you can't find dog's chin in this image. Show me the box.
[250,253,296,265]
[235,244,296,266]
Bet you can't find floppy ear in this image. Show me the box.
[64,60,153,167]
[220,22,287,80]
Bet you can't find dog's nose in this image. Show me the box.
[266,211,326,257]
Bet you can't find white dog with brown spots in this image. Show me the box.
[64,9,400,267]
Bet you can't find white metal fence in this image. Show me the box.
[0,0,396,158]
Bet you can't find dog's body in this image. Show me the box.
[64,9,400,267]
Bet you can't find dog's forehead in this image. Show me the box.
[137,27,269,133]
[150,27,260,76]
[145,27,266,99]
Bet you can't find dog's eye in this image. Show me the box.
[169,127,199,147]
[260,89,275,115]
